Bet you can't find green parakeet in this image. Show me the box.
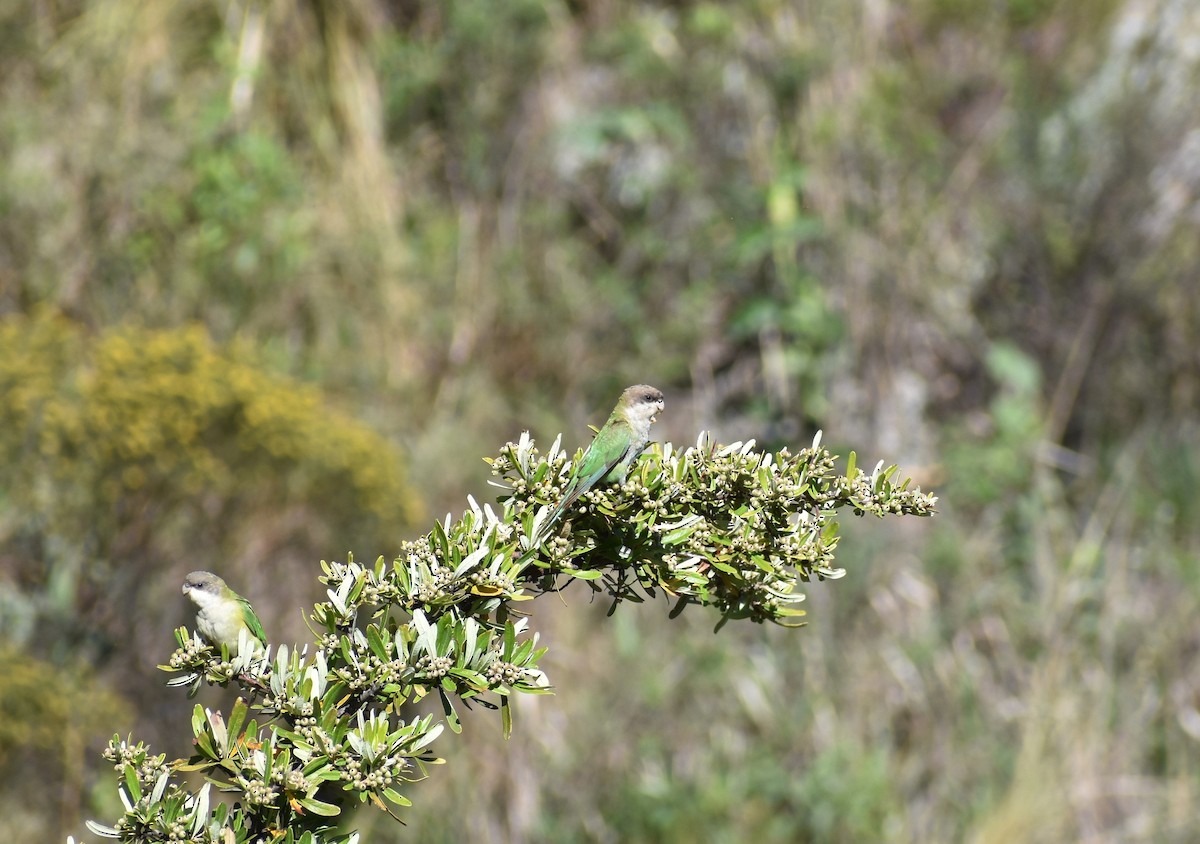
[536,384,665,542]
[182,570,268,655]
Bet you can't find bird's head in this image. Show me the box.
[619,384,665,426]
[182,570,227,607]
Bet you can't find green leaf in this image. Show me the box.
[366,624,390,661]
[174,759,216,772]
[190,704,206,739]
[501,696,513,739]
[297,796,341,816]
[382,787,412,808]
[662,522,701,545]
[150,768,170,803]
[503,622,516,658]
[431,519,450,559]
[226,698,248,753]
[122,764,142,802]
[563,568,603,580]
[448,667,488,688]
[191,783,211,835]
[408,722,444,753]
[440,687,463,734]
[193,724,217,760]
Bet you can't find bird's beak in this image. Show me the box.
[181,585,189,595]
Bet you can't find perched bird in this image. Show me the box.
[535,384,665,542]
[182,570,268,655]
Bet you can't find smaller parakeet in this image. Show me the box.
[182,570,268,655]
[535,384,665,542]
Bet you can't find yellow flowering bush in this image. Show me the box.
[3,310,419,526]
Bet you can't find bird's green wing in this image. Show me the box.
[238,596,268,645]
[535,418,633,542]
[572,418,634,490]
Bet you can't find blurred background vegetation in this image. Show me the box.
[1,0,1198,840]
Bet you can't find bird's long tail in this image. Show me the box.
[530,489,575,546]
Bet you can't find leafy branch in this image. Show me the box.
[78,431,935,843]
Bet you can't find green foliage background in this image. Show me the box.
[1,0,1199,840]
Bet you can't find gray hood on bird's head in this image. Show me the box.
[619,384,665,428]
[182,570,226,597]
